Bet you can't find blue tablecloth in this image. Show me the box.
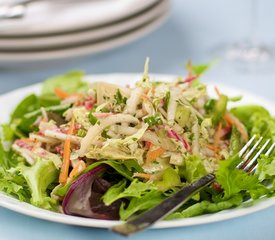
[1,0,275,239]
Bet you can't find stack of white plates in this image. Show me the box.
[0,0,169,64]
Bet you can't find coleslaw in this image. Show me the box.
[1,60,275,221]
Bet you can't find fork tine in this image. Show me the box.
[237,135,257,169]
[238,135,256,158]
[265,142,275,156]
[243,137,263,162]
[250,141,275,173]
[243,139,271,172]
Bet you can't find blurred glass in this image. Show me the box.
[219,0,274,72]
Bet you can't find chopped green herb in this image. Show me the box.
[163,91,170,111]
[101,129,110,139]
[212,95,228,125]
[114,89,127,106]
[100,107,109,113]
[144,115,162,127]
[77,129,87,137]
[204,99,216,112]
[88,112,98,125]
[229,96,242,102]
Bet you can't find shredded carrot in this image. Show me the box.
[207,144,216,151]
[59,118,75,184]
[224,112,248,142]
[213,123,222,152]
[54,87,70,100]
[146,147,165,164]
[31,139,39,151]
[224,113,233,127]
[20,138,34,142]
[133,172,152,179]
[141,94,149,100]
[41,117,48,122]
[68,160,86,180]
[70,93,84,98]
[214,86,221,97]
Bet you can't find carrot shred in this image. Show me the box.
[59,118,75,184]
[133,173,152,179]
[224,112,248,142]
[146,147,165,164]
[224,113,233,127]
[70,93,84,98]
[20,138,34,142]
[214,86,221,97]
[207,144,216,151]
[54,87,70,100]
[141,94,149,100]
[213,123,222,152]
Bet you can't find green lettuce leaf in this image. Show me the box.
[18,159,58,210]
[166,194,243,220]
[119,190,165,221]
[0,124,15,169]
[230,105,275,141]
[101,179,127,206]
[154,167,181,191]
[42,71,88,96]
[11,94,40,121]
[84,160,143,180]
[216,155,268,200]
[250,114,275,141]
[102,179,157,206]
[0,124,29,201]
[0,167,31,202]
[23,103,70,119]
[186,61,215,76]
[179,155,207,183]
[256,155,275,181]
[230,105,270,126]
[0,143,10,169]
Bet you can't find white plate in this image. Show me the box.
[0,0,159,36]
[0,11,168,64]
[0,73,275,229]
[0,0,168,49]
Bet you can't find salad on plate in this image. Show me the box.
[1,60,275,221]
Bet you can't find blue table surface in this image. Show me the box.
[1,0,275,239]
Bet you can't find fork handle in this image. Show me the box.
[111,173,216,236]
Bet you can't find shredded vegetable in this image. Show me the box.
[1,62,275,222]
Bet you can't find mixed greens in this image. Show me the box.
[1,60,275,221]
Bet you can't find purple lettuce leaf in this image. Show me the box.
[62,165,122,220]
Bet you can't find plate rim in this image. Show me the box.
[0,0,168,49]
[0,12,168,63]
[0,0,160,37]
[0,73,275,229]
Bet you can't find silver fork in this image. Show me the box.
[111,135,275,236]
